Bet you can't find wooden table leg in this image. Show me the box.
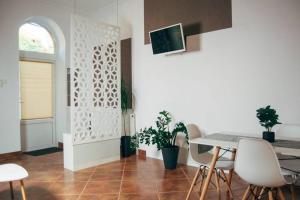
[199,146,220,200]
[186,167,201,200]
[20,180,27,200]
[9,181,14,199]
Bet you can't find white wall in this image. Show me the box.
[94,0,300,164]
[0,0,77,154]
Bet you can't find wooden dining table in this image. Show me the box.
[188,132,300,200]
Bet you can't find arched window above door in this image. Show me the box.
[19,23,55,54]
[19,22,55,120]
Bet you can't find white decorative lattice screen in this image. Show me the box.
[70,15,121,145]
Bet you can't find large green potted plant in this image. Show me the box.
[120,79,133,157]
[256,105,281,143]
[139,111,188,169]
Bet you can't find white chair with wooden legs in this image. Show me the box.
[186,126,234,200]
[0,164,28,200]
[235,138,297,200]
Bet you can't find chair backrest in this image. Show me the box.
[235,138,286,188]
[276,124,300,139]
[187,124,213,164]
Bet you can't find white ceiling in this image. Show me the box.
[46,0,116,12]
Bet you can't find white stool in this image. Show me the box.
[0,164,28,200]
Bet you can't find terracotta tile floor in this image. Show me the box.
[0,152,299,200]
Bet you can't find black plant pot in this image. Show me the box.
[121,136,132,157]
[262,131,275,143]
[162,146,179,170]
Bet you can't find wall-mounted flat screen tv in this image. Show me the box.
[149,23,186,55]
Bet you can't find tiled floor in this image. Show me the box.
[0,152,299,200]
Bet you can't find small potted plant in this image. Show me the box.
[256,105,281,143]
[138,111,188,169]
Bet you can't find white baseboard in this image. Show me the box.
[63,133,120,172]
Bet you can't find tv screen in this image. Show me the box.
[149,23,186,55]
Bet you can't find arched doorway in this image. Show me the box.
[19,18,65,152]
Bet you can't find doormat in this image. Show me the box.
[24,147,62,156]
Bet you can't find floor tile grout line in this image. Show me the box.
[76,168,96,200]
[117,157,126,200]
[182,168,204,196]
[180,166,193,184]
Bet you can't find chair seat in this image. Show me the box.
[215,160,234,170]
[201,158,234,170]
[0,164,28,182]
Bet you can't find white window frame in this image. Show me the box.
[19,27,57,145]
[19,51,56,121]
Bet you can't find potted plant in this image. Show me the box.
[130,132,140,152]
[256,105,281,143]
[138,111,188,169]
[120,79,133,157]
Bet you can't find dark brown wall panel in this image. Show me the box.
[144,0,232,44]
[121,38,132,109]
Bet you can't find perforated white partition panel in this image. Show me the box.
[70,15,121,145]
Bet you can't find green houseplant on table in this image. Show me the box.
[256,105,281,143]
[138,111,188,169]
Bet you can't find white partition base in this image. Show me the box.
[63,133,120,171]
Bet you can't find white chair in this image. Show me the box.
[235,138,297,200]
[0,164,28,200]
[186,125,234,200]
